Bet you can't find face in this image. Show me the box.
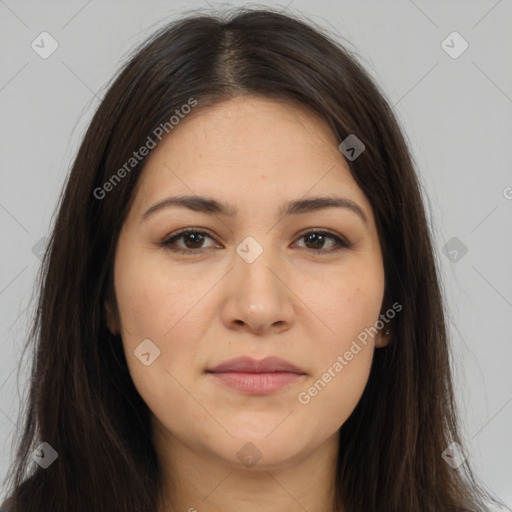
[107,96,388,473]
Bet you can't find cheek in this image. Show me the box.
[115,269,204,429]
[114,248,205,342]
[291,266,382,422]
[296,277,380,403]
[113,250,210,403]
[298,262,384,350]
[296,340,373,437]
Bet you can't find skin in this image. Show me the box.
[106,96,390,512]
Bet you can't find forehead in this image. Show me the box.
[129,96,372,221]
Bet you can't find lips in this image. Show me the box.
[205,356,306,394]
[206,356,306,375]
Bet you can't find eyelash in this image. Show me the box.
[159,228,351,255]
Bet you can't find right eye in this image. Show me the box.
[160,228,220,254]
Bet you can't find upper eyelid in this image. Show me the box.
[164,228,218,244]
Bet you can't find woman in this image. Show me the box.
[1,7,502,512]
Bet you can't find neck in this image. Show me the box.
[154,424,342,512]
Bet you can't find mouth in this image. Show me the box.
[205,356,307,395]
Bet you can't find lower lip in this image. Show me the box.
[207,371,305,394]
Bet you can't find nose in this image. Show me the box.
[220,246,295,336]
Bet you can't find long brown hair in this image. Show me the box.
[2,7,502,512]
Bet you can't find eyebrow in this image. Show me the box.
[142,194,368,225]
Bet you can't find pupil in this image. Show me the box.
[306,233,324,249]
[185,233,204,248]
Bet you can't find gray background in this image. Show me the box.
[1,0,511,508]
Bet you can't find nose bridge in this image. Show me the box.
[233,233,283,292]
[222,232,294,332]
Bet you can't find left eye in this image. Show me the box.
[160,229,350,254]
[295,231,350,252]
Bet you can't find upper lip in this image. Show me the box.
[207,356,306,374]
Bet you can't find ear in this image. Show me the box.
[375,326,392,348]
[376,294,395,348]
[104,301,120,335]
